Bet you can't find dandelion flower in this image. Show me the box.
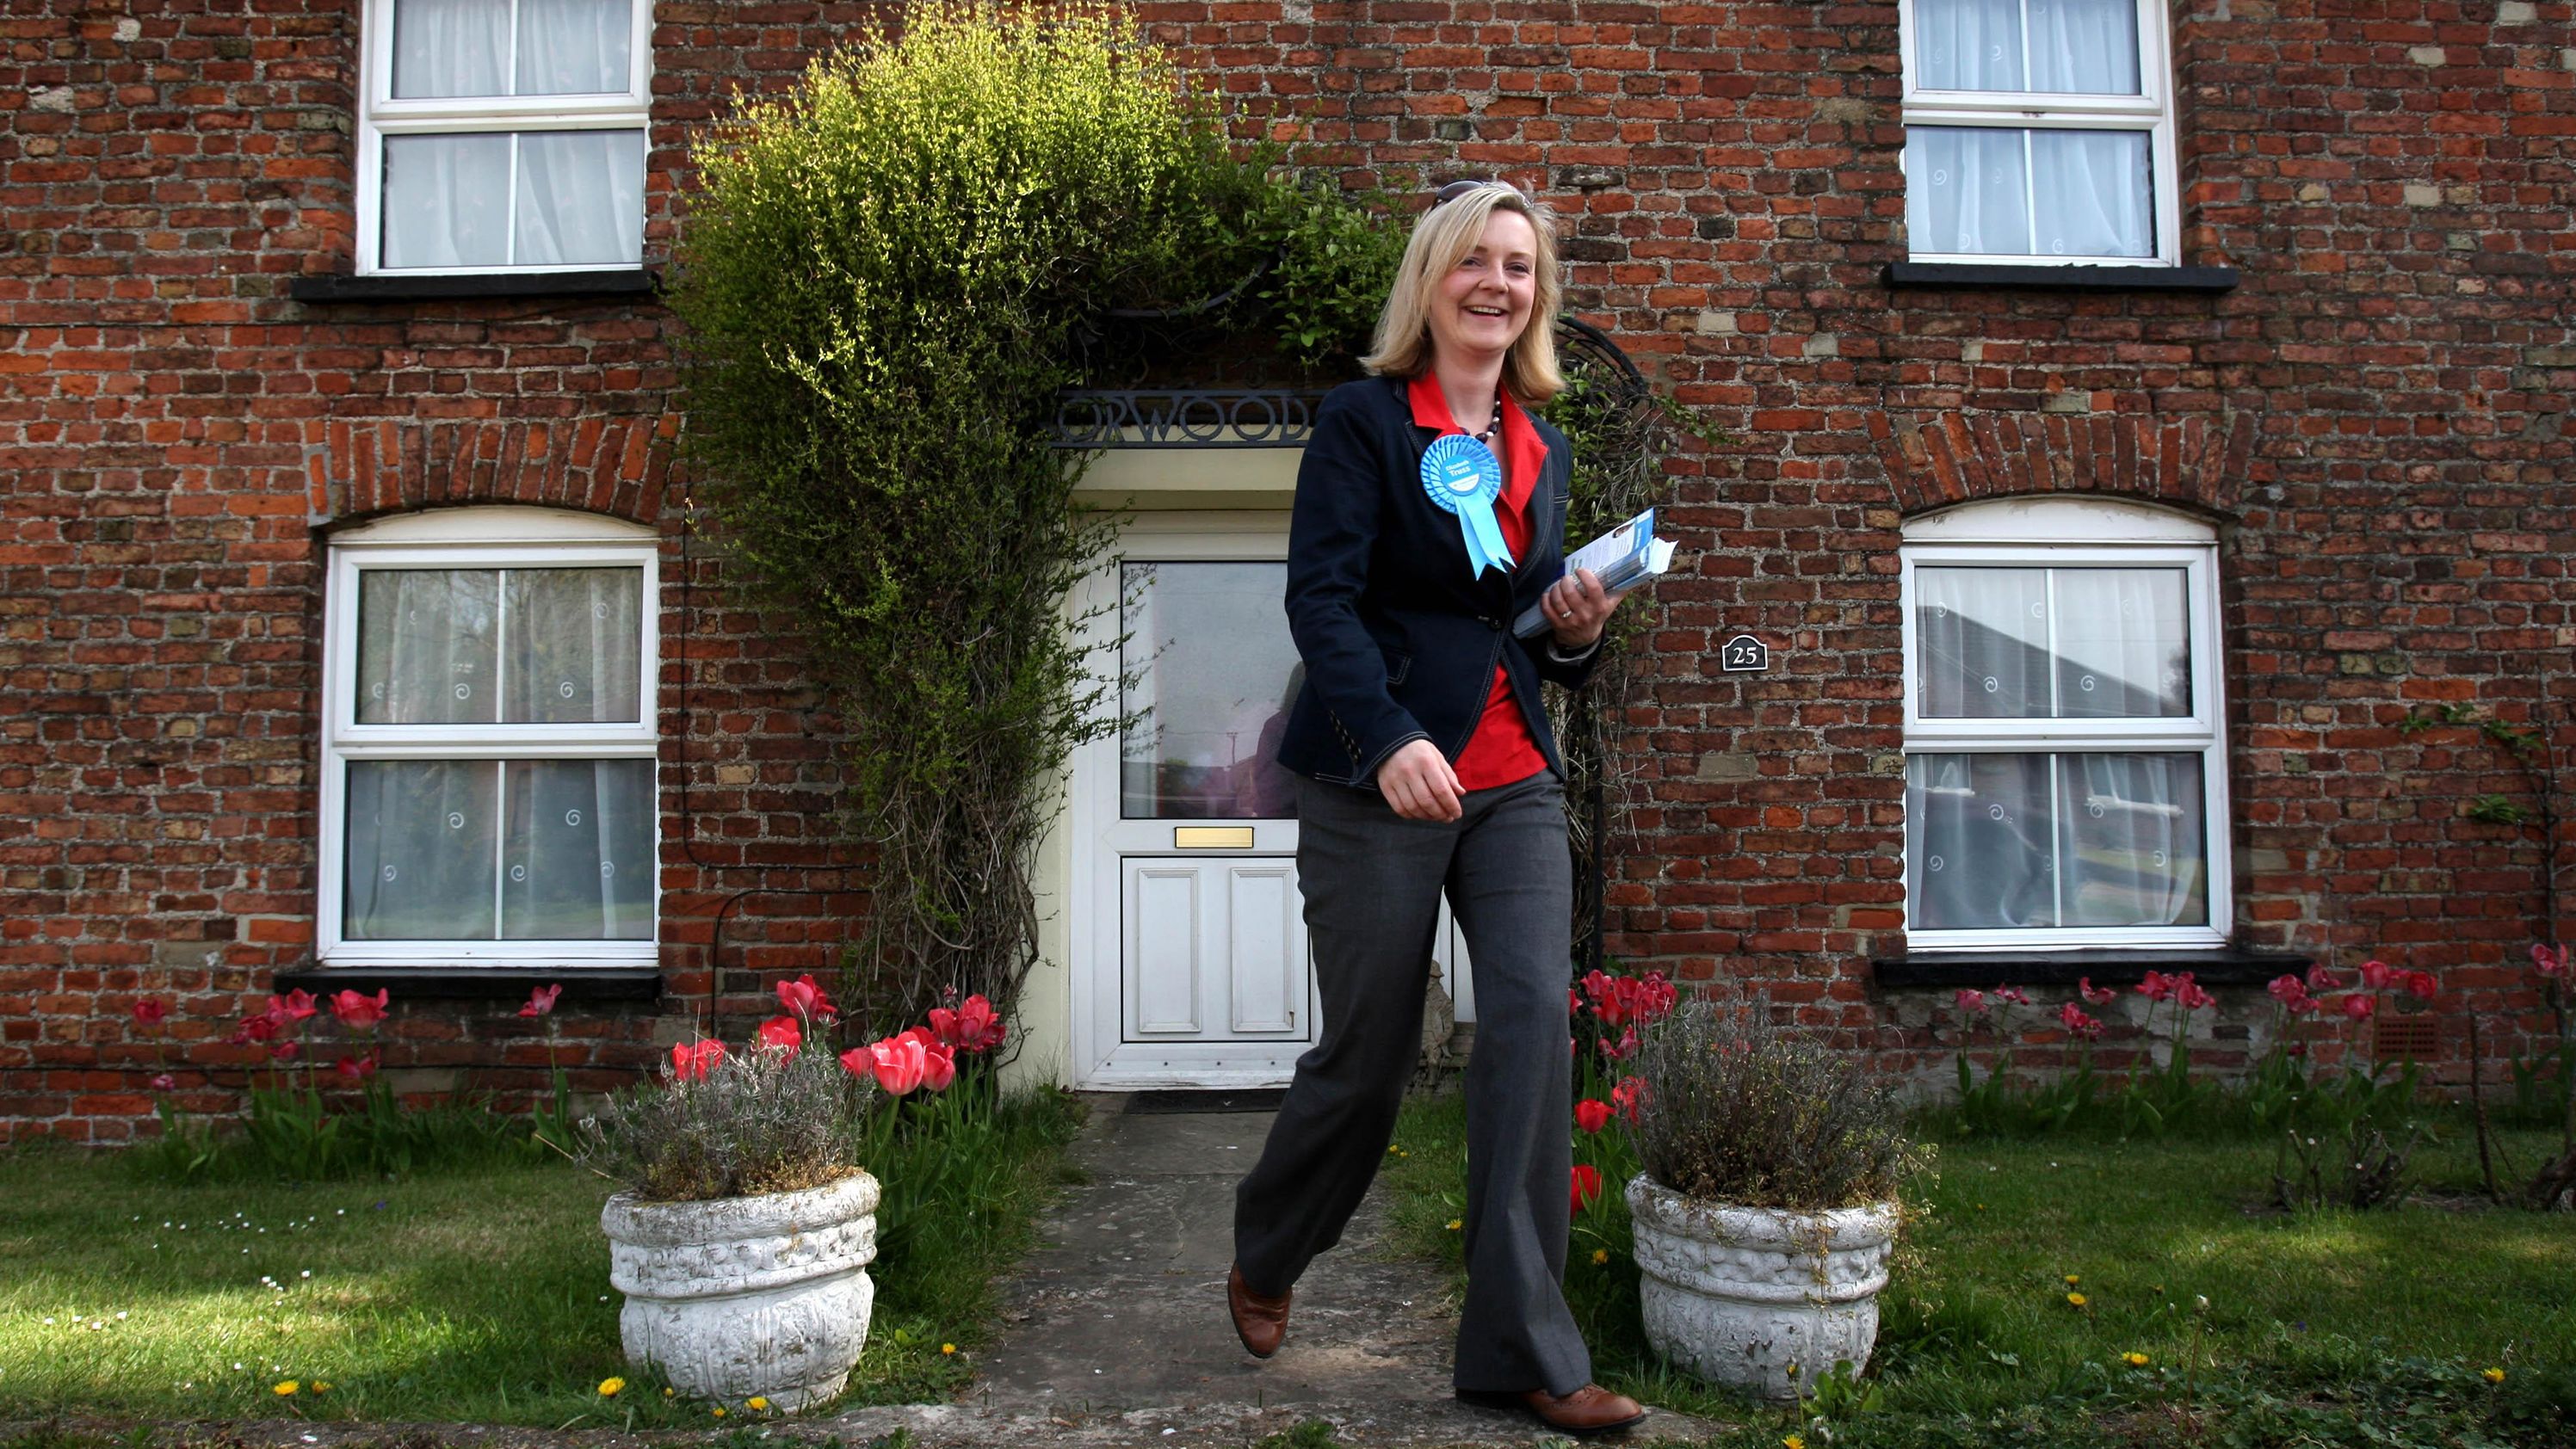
[941,1343,957,1355]
[597,1377,626,1397]
[1591,1249,1609,1265]
[274,1381,300,1397]
[2063,1273,2080,1286]
[2122,1353,2149,1367]
[746,1397,769,1411]
[2066,1292,2088,1308]
[663,1388,676,1398]
[2483,1367,2506,1384]
[712,1408,726,1418]
[312,1382,331,1393]
[1446,1218,1463,1231]
[1785,1437,1807,1449]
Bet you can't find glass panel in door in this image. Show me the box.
[1120,561,1302,819]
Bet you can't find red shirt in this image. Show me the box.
[1405,375,1551,791]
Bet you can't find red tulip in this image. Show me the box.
[335,1052,378,1081]
[272,1040,300,1062]
[2138,971,2175,1002]
[131,999,169,1027]
[2359,959,2396,992]
[2266,974,2307,1006]
[2079,977,2117,1007]
[2532,942,2567,978]
[929,994,1006,1054]
[1574,1098,1612,1134]
[2400,970,2437,1002]
[273,989,319,1023]
[1955,988,1988,1014]
[757,1015,803,1051]
[1570,1164,1603,1212]
[2060,1002,2103,1040]
[2306,964,2341,993]
[1610,1076,1646,1124]
[775,973,837,1022]
[518,983,563,1019]
[150,1073,177,1091]
[233,1013,279,1045]
[1991,985,2031,1006]
[918,1033,957,1092]
[1566,986,1583,1017]
[329,989,390,1028]
[670,1039,726,1082]
[2173,975,2215,1012]
[2339,993,2375,1021]
[854,1033,928,1096]
[1597,1024,1638,1062]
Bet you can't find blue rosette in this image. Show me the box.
[1418,434,1514,578]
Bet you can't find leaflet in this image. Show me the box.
[1513,505,1678,638]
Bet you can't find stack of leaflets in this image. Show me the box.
[1513,505,1678,638]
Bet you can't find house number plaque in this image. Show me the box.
[1719,633,1770,673]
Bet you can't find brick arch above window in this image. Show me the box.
[310,413,676,527]
[1867,408,2258,520]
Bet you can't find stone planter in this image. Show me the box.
[1624,1175,1900,1401]
[601,1171,880,1411]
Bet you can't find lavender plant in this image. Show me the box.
[577,1038,873,1202]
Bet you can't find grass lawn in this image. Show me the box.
[0,1088,1086,1428]
[1382,1092,2576,1447]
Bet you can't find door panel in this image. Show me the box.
[1127,864,1204,1035]
[1226,863,1302,1034]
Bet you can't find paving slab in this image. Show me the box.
[821,1094,1727,1448]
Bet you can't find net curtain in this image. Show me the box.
[1906,0,2153,258]
[383,0,643,269]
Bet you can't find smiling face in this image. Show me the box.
[1424,207,1538,370]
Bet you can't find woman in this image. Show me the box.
[1226,179,1644,1437]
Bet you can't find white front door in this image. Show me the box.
[1066,515,1482,1088]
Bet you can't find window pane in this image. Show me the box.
[1914,0,2023,90]
[1121,563,1302,820]
[516,0,631,94]
[503,760,652,939]
[502,568,643,722]
[381,133,512,269]
[2051,567,2189,716]
[2029,129,2153,256]
[1906,127,2030,257]
[2029,0,2141,94]
[344,761,498,940]
[392,0,508,99]
[1906,753,2056,929]
[357,570,499,724]
[2057,753,2206,926]
[515,130,646,266]
[1915,567,2049,718]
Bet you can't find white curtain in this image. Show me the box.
[1908,0,2153,257]
[516,0,629,94]
[2057,753,2204,926]
[382,133,511,269]
[2051,567,2189,717]
[1916,567,2049,718]
[345,761,500,940]
[503,759,652,940]
[516,130,646,266]
[500,567,642,722]
[392,0,507,98]
[1907,753,2057,929]
[359,570,498,723]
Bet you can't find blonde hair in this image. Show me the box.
[1361,182,1565,404]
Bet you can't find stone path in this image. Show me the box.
[823,1095,1724,1448]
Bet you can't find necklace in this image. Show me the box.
[1469,392,1504,444]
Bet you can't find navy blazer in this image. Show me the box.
[1276,374,1604,790]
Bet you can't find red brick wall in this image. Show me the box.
[4,1,2570,1137]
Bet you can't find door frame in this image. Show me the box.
[1067,512,1320,1088]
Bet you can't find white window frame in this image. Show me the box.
[1896,0,2182,266]
[355,0,654,276]
[318,507,659,969]
[1899,497,2230,950]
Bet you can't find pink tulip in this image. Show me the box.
[2306,964,2341,993]
[272,1041,300,1062]
[335,1052,378,1082]
[757,1015,803,1052]
[1571,1164,1603,1212]
[273,989,319,1023]
[2060,1002,2103,1040]
[131,999,169,1027]
[329,989,390,1028]
[2359,959,2396,992]
[2173,974,2215,1012]
[1991,985,2031,1006]
[775,973,838,1022]
[2267,974,2307,1006]
[2533,942,2567,978]
[670,1039,726,1082]
[927,994,1006,1054]
[2079,977,2117,1007]
[2339,993,2376,1021]
[2401,970,2437,1002]
[151,1073,176,1091]
[1574,1098,1612,1134]
[1566,987,1583,1017]
[916,1030,958,1092]
[518,983,563,1019]
[2138,971,2176,1002]
[856,1033,928,1096]
[1955,988,1988,1014]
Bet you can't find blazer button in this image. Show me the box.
[1477,614,1501,630]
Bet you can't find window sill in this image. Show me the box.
[288,269,659,303]
[1883,262,2239,293]
[275,966,662,1004]
[1873,946,2310,990]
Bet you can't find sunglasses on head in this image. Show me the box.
[1435,178,1527,206]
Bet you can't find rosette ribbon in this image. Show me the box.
[1418,434,1515,579]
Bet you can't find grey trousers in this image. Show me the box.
[1232,769,1590,1397]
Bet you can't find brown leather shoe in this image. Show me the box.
[1460,1384,1648,1437]
[1226,1264,1291,1358]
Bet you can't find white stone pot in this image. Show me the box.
[601,1171,880,1411]
[1624,1175,1899,1402]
